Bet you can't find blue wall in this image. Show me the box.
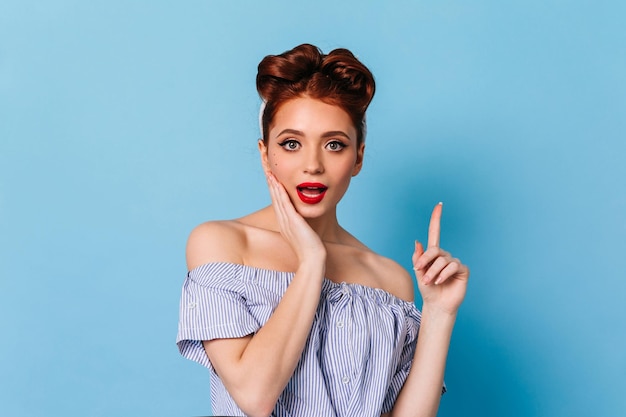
[1,1,624,416]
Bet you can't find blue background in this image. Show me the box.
[1,1,624,416]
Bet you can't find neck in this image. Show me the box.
[265,205,344,243]
[303,209,343,243]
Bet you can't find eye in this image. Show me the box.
[278,139,300,151]
[326,140,346,152]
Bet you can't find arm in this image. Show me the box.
[192,172,326,417]
[391,203,469,417]
[390,306,456,417]
[202,260,324,417]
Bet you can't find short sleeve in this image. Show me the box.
[176,263,260,369]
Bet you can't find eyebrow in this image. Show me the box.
[275,129,353,140]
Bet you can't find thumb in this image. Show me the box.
[412,240,424,267]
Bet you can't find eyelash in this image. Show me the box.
[277,139,347,152]
[326,140,346,152]
[277,139,300,151]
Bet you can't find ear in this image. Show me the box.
[352,142,365,177]
[258,139,270,172]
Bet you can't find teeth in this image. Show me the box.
[298,187,326,197]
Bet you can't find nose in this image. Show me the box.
[303,148,324,175]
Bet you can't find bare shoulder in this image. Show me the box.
[186,220,247,271]
[367,252,415,302]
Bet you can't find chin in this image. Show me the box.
[293,203,330,219]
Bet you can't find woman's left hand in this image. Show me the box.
[412,203,469,314]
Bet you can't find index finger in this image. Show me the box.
[427,202,443,248]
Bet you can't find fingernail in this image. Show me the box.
[438,201,443,206]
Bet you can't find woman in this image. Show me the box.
[177,44,469,417]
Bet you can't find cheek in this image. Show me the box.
[269,152,279,168]
[337,158,358,178]
[267,154,292,182]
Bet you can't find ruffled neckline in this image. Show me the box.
[188,261,417,307]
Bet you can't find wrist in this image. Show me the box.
[420,303,458,321]
[296,247,327,266]
[297,255,326,275]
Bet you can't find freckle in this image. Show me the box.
[274,163,278,166]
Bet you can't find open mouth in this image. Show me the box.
[296,182,328,204]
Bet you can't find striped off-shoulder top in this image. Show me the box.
[176,262,440,417]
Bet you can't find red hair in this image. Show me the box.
[256,44,375,145]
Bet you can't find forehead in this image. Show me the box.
[270,97,356,139]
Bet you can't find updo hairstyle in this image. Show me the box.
[256,44,375,146]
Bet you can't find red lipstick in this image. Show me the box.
[296,182,328,204]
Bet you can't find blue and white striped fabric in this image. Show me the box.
[177,262,429,417]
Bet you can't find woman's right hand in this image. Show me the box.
[265,171,326,264]
[197,172,328,416]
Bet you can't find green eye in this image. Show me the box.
[326,141,346,151]
[278,139,300,151]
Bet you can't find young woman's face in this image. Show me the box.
[260,97,364,219]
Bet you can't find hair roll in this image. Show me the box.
[256,44,375,145]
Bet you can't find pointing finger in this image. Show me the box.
[427,202,443,248]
